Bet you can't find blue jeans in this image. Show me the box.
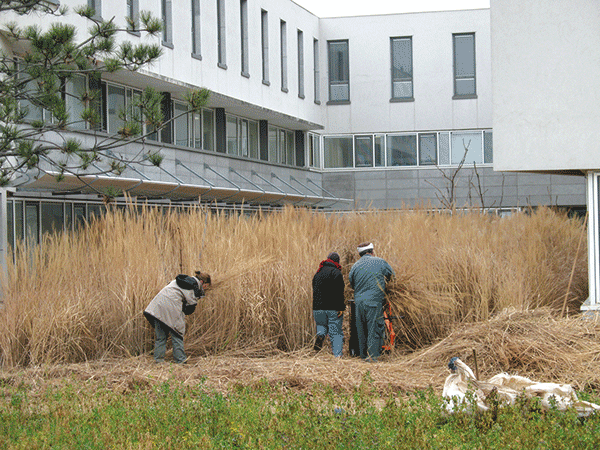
[154,320,186,363]
[313,310,344,357]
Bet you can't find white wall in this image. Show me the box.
[319,9,492,134]
[491,0,600,172]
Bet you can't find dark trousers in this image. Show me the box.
[348,302,360,357]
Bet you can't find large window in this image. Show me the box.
[240,0,249,75]
[354,135,373,167]
[324,136,352,168]
[313,38,320,103]
[226,114,259,159]
[280,20,288,92]
[261,10,269,84]
[391,37,413,100]
[387,134,417,166]
[453,33,476,98]
[451,131,483,164]
[64,74,88,130]
[297,29,304,99]
[217,0,227,68]
[106,83,142,136]
[191,0,201,57]
[268,126,294,165]
[328,40,349,103]
[161,0,173,47]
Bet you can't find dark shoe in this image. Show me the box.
[314,335,325,351]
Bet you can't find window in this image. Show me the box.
[484,131,493,164]
[453,33,476,98]
[324,136,352,168]
[280,20,288,92]
[126,0,139,33]
[191,108,215,150]
[308,133,320,168]
[387,134,417,166]
[261,10,269,84]
[267,125,294,164]
[225,114,259,158]
[226,115,239,155]
[88,0,101,19]
[391,37,413,100]
[64,75,87,130]
[313,39,320,103]
[173,102,189,147]
[374,135,385,167]
[297,30,304,98]
[191,0,201,57]
[418,133,437,165]
[106,84,143,136]
[240,0,249,76]
[354,135,373,167]
[162,0,173,47]
[217,0,227,68]
[451,131,482,164]
[328,40,349,103]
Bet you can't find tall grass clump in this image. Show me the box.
[0,204,588,367]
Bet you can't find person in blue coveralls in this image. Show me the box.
[348,242,395,361]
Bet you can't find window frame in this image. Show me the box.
[280,20,288,93]
[327,39,350,104]
[217,0,227,69]
[261,9,269,85]
[240,0,249,76]
[390,36,413,102]
[191,0,202,58]
[453,32,477,99]
[161,0,173,48]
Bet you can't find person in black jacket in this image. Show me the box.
[312,251,346,357]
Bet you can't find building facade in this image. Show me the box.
[490,0,598,313]
[0,0,587,259]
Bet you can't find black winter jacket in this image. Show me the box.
[312,261,345,311]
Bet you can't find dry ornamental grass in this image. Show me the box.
[0,205,597,392]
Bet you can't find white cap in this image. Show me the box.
[357,242,374,254]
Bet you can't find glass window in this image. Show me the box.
[354,135,373,167]
[249,120,259,159]
[74,204,86,230]
[328,40,349,102]
[391,37,413,100]
[174,102,189,147]
[88,0,102,18]
[298,29,304,98]
[313,39,320,103]
[127,0,139,30]
[261,10,269,84]
[484,131,493,164]
[268,126,277,162]
[203,109,214,151]
[240,0,248,74]
[191,0,201,56]
[309,133,320,168]
[240,119,249,157]
[226,115,238,155]
[419,133,437,165]
[217,0,226,67]
[193,111,202,148]
[14,201,23,242]
[7,200,13,250]
[280,20,288,92]
[286,130,295,166]
[324,136,352,168]
[162,0,173,46]
[107,84,125,134]
[387,134,417,166]
[25,202,39,245]
[65,74,87,130]
[374,135,385,167]
[451,131,483,164]
[41,202,64,235]
[453,33,476,97]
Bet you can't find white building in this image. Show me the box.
[490,0,598,313]
[0,0,587,268]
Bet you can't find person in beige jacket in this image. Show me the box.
[144,272,210,363]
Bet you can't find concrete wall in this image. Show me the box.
[491,0,600,172]
[319,9,492,134]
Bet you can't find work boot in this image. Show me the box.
[314,335,325,352]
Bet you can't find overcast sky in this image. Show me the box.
[292,0,490,17]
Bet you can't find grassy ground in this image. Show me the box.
[2,369,599,450]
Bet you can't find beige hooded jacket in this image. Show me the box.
[144,276,202,337]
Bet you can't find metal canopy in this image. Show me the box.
[19,172,351,207]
